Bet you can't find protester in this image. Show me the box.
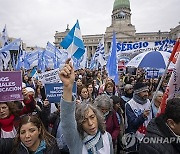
[77,85,90,103]
[94,94,120,148]
[125,82,153,152]
[151,91,163,117]
[121,84,134,112]
[111,95,125,154]
[59,59,113,154]
[0,115,60,154]
[104,81,116,97]
[0,88,36,138]
[87,82,97,101]
[139,97,180,154]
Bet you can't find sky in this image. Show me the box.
[0,0,179,48]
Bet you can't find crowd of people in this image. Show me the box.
[0,58,180,154]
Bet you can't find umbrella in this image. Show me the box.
[126,51,175,69]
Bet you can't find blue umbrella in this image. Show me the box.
[126,51,175,69]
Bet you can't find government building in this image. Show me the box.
[54,0,180,62]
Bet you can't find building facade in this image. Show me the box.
[54,0,180,61]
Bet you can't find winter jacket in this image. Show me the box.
[0,95,36,138]
[105,110,120,142]
[60,98,114,154]
[139,115,180,154]
[0,138,14,154]
[12,140,60,154]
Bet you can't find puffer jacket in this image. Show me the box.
[139,115,180,154]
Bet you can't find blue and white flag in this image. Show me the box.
[60,20,85,60]
[94,36,106,67]
[25,51,39,65]
[37,50,46,72]
[106,32,119,85]
[89,55,97,70]
[45,42,56,58]
[72,48,87,70]
[16,50,26,70]
[0,38,21,53]
[0,49,11,69]
[1,25,8,46]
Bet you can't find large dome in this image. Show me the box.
[113,0,130,10]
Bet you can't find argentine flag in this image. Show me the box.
[94,36,106,67]
[60,20,85,60]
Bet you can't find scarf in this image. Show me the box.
[125,91,133,99]
[133,93,147,105]
[155,115,180,152]
[0,114,15,131]
[83,131,101,154]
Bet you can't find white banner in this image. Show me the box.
[38,68,61,84]
[117,39,175,58]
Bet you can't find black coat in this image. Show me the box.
[0,138,14,154]
[13,140,60,154]
[0,138,60,154]
[139,115,180,154]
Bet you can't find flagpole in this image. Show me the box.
[149,61,170,108]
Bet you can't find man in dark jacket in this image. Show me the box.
[139,97,180,154]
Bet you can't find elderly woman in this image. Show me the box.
[151,91,163,117]
[94,94,120,148]
[59,59,113,154]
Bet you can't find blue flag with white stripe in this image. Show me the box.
[1,25,8,46]
[106,32,119,85]
[94,36,106,67]
[60,20,85,60]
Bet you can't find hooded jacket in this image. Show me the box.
[139,115,180,154]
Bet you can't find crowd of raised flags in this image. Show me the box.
[0,22,180,95]
[0,22,116,81]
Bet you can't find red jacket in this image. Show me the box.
[105,110,120,141]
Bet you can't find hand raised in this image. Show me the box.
[59,58,75,89]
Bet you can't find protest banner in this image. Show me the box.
[38,68,61,84]
[45,82,77,103]
[146,69,159,79]
[0,71,23,102]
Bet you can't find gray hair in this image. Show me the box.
[75,103,106,138]
[153,91,163,100]
[94,94,113,112]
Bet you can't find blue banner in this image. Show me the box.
[45,82,77,103]
[146,69,159,79]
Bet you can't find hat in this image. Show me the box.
[25,87,35,93]
[134,82,149,94]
